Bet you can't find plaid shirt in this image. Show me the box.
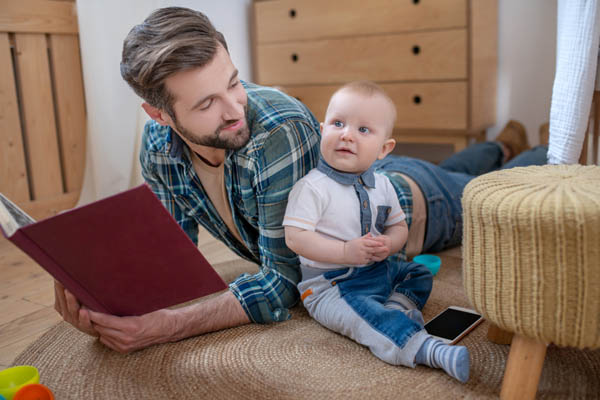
[139,81,321,324]
[377,171,413,262]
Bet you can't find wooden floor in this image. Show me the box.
[0,228,240,369]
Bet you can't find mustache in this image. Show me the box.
[216,106,248,135]
[217,119,240,132]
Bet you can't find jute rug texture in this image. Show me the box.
[13,254,600,399]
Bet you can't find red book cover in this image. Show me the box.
[0,185,227,316]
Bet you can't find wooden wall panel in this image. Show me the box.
[48,34,85,193]
[0,0,77,34]
[0,33,30,202]
[13,33,63,200]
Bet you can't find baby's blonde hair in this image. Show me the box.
[332,81,397,136]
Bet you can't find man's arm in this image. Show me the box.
[54,281,248,353]
[88,291,249,353]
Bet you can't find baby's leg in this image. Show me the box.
[384,294,425,327]
[300,271,429,368]
[415,337,470,383]
[300,264,470,382]
[387,261,470,382]
[387,260,433,312]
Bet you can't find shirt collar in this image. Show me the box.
[316,156,376,188]
[168,127,185,159]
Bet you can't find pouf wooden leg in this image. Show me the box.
[487,323,514,345]
[500,334,547,400]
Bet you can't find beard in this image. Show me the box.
[173,108,251,150]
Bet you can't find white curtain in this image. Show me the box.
[75,0,252,205]
[547,0,600,164]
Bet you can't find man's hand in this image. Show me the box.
[88,308,177,353]
[54,281,98,337]
[54,281,250,353]
[343,233,384,265]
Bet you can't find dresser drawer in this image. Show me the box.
[256,29,467,85]
[255,0,467,43]
[285,81,467,130]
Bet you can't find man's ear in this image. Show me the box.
[377,138,396,160]
[141,102,172,126]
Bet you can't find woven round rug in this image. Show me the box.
[13,256,600,399]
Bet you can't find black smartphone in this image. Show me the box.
[424,306,483,344]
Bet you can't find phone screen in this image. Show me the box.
[424,308,481,340]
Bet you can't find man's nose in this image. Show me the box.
[222,94,244,121]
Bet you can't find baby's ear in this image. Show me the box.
[319,122,324,133]
[378,138,396,160]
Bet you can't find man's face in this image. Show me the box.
[164,45,250,150]
[320,89,395,174]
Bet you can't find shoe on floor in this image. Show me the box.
[495,120,530,161]
[539,122,549,146]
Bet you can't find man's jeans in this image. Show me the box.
[375,143,548,252]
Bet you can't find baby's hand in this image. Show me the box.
[370,234,392,261]
[343,233,381,265]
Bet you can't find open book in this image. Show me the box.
[0,185,227,316]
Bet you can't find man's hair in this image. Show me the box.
[120,7,228,118]
[333,81,397,135]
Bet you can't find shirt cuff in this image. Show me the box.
[228,269,299,324]
[282,216,316,232]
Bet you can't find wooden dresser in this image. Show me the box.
[252,0,497,152]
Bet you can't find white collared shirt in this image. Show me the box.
[283,169,405,270]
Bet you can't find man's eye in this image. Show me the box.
[359,127,370,134]
[230,80,239,88]
[333,121,344,128]
[200,99,213,110]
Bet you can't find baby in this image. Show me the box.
[283,81,470,382]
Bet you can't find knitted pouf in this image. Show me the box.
[462,164,600,349]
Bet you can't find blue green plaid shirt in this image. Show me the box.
[139,81,321,324]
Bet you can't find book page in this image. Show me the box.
[0,193,35,237]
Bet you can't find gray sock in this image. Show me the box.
[415,337,470,383]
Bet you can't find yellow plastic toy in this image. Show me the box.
[0,366,39,400]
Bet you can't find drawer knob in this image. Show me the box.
[412,45,421,55]
[291,53,299,62]
[413,95,422,104]
[289,9,297,18]
[413,0,420,4]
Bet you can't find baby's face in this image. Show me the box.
[320,89,395,174]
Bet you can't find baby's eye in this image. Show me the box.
[358,127,370,134]
[333,120,344,128]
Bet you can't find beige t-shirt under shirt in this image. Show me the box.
[191,152,246,247]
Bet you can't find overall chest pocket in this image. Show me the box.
[375,205,391,234]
